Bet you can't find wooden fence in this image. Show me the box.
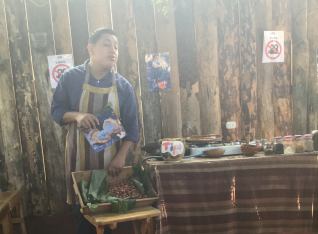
[0,0,317,216]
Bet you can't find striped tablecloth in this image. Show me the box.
[145,154,318,234]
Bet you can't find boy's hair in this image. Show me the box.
[88,28,117,45]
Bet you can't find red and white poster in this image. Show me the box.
[262,31,284,63]
[48,54,73,88]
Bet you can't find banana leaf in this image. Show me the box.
[132,164,154,195]
[147,190,157,198]
[78,179,89,204]
[87,203,99,212]
[129,177,145,195]
[88,170,108,202]
[111,196,136,214]
[112,201,119,213]
[100,193,119,203]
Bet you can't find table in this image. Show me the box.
[0,202,13,234]
[144,153,318,234]
[84,206,160,234]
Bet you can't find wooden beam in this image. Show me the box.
[193,1,222,135]
[307,0,318,132]
[68,0,89,66]
[291,0,309,135]
[5,0,48,216]
[132,0,162,144]
[175,0,201,137]
[86,0,112,33]
[153,0,183,138]
[0,0,24,196]
[218,0,242,141]
[239,0,258,142]
[193,0,222,136]
[25,0,69,215]
[255,0,275,140]
[112,0,144,164]
[272,0,293,137]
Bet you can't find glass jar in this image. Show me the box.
[264,142,274,155]
[312,130,318,151]
[274,137,284,154]
[261,139,267,150]
[284,136,296,154]
[303,134,314,152]
[293,135,304,153]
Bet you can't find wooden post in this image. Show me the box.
[307,0,318,132]
[272,0,293,137]
[86,0,112,33]
[132,0,162,145]
[112,0,144,164]
[153,0,183,138]
[255,0,275,140]
[218,0,242,141]
[0,0,24,197]
[68,0,89,66]
[193,0,222,136]
[175,0,201,137]
[5,0,49,216]
[291,0,309,135]
[239,0,258,142]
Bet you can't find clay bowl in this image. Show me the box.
[205,148,226,158]
[241,144,259,156]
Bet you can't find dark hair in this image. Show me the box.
[88,28,117,45]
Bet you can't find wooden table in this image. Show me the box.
[84,206,160,234]
[0,191,27,234]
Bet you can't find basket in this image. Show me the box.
[72,166,158,215]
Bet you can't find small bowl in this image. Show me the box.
[205,148,225,158]
[241,144,259,156]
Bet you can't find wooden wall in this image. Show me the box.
[0,0,317,216]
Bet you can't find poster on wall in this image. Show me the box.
[47,54,73,88]
[145,52,171,91]
[262,31,284,63]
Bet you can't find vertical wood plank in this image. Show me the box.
[272,0,293,137]
[0,0,23,195]
[175,0,201,137]
[86,0,112,33]
[41,0,72,214]
[193,0,222,136]
[68,0,89,66]
[218,0,241,141]
[132,0,162,145]
[307,0,318,132]
[112,0,144,164]
[255,0,275,140]
[26,0,68,215]
[291,0,309,135]
[153,0,183,138]
[239,0,258,142]
[5,0,48,216]
[51,0,73,55]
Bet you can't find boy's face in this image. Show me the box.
[88,33,118,69]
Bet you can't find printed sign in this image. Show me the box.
[48,54,73,88]
[161,141,184,156]
[145,52,171,91]
[262,31,284,63]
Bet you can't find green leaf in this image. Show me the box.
[78,180,89,205]
[130,177,145,196]
[88,170,108,202]
[112,201,119,213]
[100,193,118,203]
[87,203,99,212]
[147,190,157,198]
